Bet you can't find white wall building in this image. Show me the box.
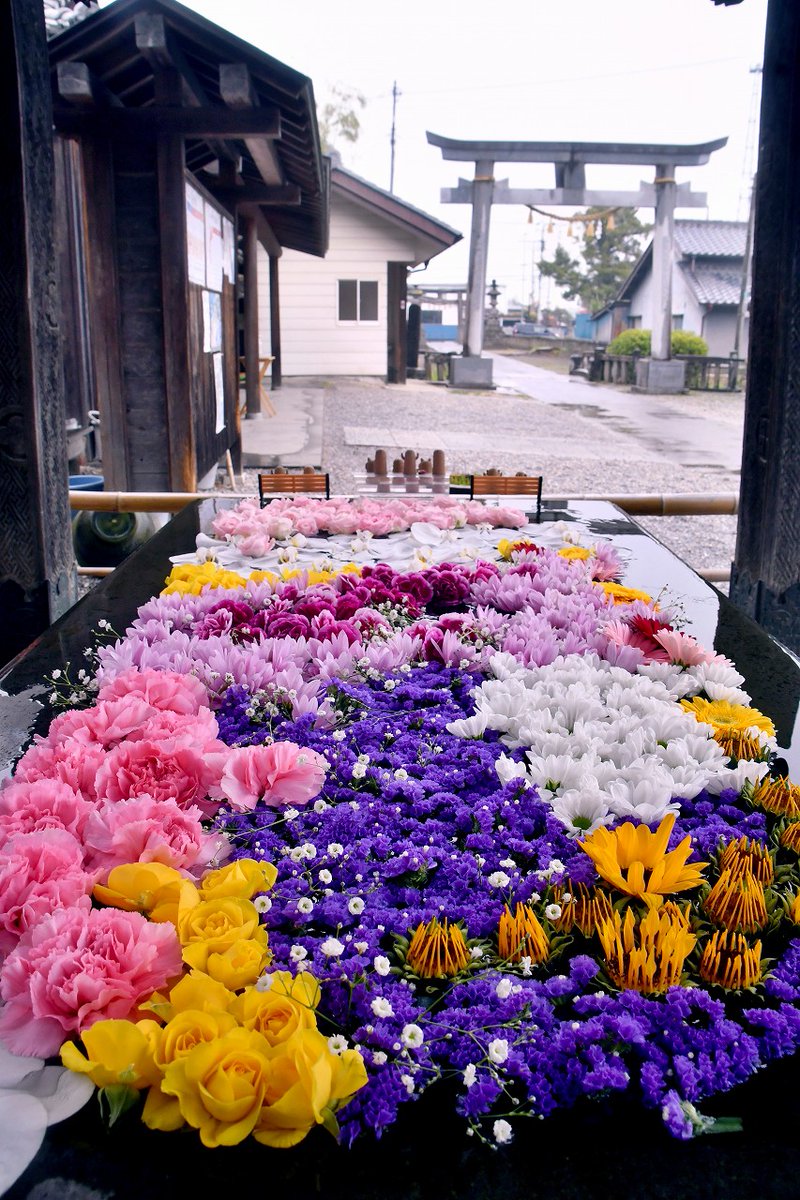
[594,220,749,357]
[258,166,461,381]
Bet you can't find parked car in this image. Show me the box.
[512,323,558,338]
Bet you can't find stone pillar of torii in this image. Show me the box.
[427,134,726,391]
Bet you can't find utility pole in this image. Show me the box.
[389,80,400,193]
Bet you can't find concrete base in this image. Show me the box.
[633,358,687,394]
[449,355,494,389]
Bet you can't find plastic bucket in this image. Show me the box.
[68,474,104,492]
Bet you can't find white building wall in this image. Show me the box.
[258,193,423,377]
[626,257,705,338]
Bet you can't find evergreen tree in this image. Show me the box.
[538,208,651,314]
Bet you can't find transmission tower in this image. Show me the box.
[738,64,762,220]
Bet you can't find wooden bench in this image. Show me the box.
[470,473,543,521]
[257,470,330,507]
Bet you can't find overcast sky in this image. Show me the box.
[103,0,769,311]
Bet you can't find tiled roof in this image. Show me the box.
[680,262,744,307]
[675,220,748,258]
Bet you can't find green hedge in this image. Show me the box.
[606,329,708,356]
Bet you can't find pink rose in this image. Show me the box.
[0,905,183,1057]
[83,794,222,880]
[0,829,93,955]
[94,738,226,817]
[219,741,328,811]
[0,778,93,842]
[236,533,274,558]
[97,667,209,715]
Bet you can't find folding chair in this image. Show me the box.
[469,474,543,521]
[257,469,330,507]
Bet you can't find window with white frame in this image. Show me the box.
[338,279,379,322]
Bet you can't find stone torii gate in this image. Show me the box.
[427,133,726,390]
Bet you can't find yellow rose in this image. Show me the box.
[199,858,278,901]
[231,973,321,1048]
[159,1027,275,1147]
[205,938,270,989]
[141,1004,239,1133]
[61,1019,162,1090]
[94,862,200,925]
[253,1028,368,1149]
[178,896,267,972]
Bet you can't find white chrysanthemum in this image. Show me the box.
[606,771,679,824]
[550,785,613,837]
[705,758,770,795]
[495,753,530,787]
[523,752,587,798]
[445,712,489,739]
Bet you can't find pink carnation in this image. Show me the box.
[94,738,226,817]
[96,667,209,714]
[0,905,183,1057]
[45,695,157,750]
[12,739,107,801]
[0,829,93,955]
[0,778,94,842]
[219,741,328,811]
[83,794,223,880]
[128,706,221,751]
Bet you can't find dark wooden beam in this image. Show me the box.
[220,63,285,186]
[242,213,261,417]
[134,13,237,165]
[56,61,123,108]
[239,202,281,257]
[52,105,282,138]
[210,182,301,207]
[155,67,196,491]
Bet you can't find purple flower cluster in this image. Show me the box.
[207,663,800,1144]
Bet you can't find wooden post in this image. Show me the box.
[156,66,195,490]
[651,162,676,361]
[729,0,800,653]
[0,0,77,665]
[269,252,282,390]
[463,159,494,358]
[243,213,261,416]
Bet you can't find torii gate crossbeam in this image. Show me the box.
[427,134,727,386]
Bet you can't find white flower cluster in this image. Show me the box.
[448,652,770,836]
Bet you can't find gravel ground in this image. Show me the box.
[311,377,741,585]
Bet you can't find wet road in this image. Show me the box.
[489,353,744,474]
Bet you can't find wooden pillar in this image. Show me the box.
[156,67,195,490]
[0,0,76,666]
[651,162,676,361]
[269,252,282,390]
[463,158,494,358]
[242,213,260,417]
[729,0,800,653]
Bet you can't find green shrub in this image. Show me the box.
[606,329,652,356]
[670,330,708,356]
[606,328,709,356]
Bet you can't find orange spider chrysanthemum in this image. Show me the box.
[597,903,696,994]
[753,776,800,819]
[550,883,613,937]
[717,836,774,886]
[406,918,470,979]
[698,929,763,991]
[579,814,708,904]
[497,903,550,965]
[704,868,768,933]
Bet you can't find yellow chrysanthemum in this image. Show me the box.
[558,544,593,561]
[596,581,653,606]
[406,917,470,978]
[704,867,768,932]
[680,697,775,761]
[698,929,762,990]
[579,813,708,903]
[497,537,536,560]
[497,903,550,964]
[597,903,696,994]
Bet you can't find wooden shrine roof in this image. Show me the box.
[48,0,329,257]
